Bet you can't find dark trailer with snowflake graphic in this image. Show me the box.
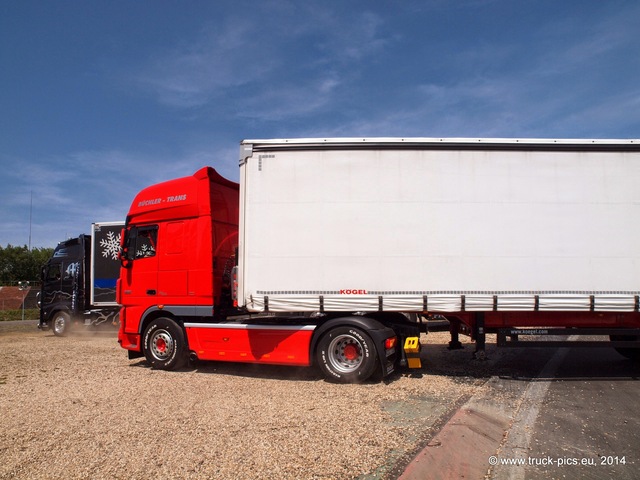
[91,222,124,306]
[38,221,124,336]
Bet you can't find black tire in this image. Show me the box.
[142,317,188,370]
[316,326,378,383]
[52,311,70,337]
[610,335,640,361]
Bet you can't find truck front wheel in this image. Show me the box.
[52,311,70,337]
[316,326,378,383]
[143,317,187,370]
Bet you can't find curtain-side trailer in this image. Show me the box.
[117,138,640,383]
[39,222,124,336]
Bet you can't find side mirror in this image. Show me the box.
[118,226,136,268]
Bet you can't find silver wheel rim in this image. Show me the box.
[327,334,364,373]
[53,316,66,335]
[150,329,174,360]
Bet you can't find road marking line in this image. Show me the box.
[490,337,576,480]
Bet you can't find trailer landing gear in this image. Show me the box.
[472,313,487,360]
[448,318,463,350]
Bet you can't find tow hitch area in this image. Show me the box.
[404,337,421,369]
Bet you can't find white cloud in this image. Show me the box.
[134,18,275,108]
[314,10,389,62]
[327,3,640,140]
[131,6,391,120]
[1,150,171,247]
[236,72,343,121]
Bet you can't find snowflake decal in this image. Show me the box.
[136,243,155,258]
[100,231,122,261]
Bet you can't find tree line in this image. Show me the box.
[0,245,54,285]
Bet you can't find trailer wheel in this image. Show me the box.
[317,326,378,383]
[52,312,70,337]
[143,317,187,370]
[610,335,640,361]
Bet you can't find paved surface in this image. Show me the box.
[400,339,639,480]
[4,321,638,479]
[516,345,639,480]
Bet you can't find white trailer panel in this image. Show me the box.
[237,138,640,313]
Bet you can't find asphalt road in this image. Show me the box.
[402,338,640,480]
[505,344,639,480]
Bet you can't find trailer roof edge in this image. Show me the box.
[241,137,639,152]
[242,137,637,145]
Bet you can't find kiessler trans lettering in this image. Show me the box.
[138,194,187,208]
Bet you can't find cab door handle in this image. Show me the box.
[147,289,156,295]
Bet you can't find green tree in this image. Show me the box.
[0,245,54,284]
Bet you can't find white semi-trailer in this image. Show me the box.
[238,138,640,313]
[118,138,640,382]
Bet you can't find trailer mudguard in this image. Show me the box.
[311,316,398,377]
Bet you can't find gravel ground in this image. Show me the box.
[0,322,491,480]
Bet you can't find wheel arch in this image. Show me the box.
[44,306,72,323]
[310,315,397,373]
[138,307,188,348]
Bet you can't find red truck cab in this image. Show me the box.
[117,167,239,361]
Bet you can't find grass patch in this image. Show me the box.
[0,309,39,322]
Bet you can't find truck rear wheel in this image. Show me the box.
[610,335,640,361]
[52,312,70,337]
[143,317,187,370]
[316,326,378,383]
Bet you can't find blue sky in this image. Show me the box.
[1,0,639,249]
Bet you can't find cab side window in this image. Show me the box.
[135,226,158,259]
[46,264,62,281]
